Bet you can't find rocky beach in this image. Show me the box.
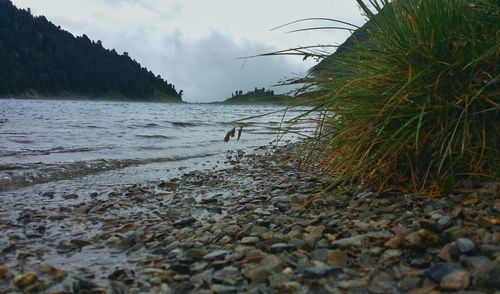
[0,144,498,293]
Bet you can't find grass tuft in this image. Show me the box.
[296,0,499,192]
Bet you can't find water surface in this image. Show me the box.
[0,99,310,206]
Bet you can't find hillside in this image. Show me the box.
[220,88,297,105]
[0,0,182,102]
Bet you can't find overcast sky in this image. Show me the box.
[11,0,367,102]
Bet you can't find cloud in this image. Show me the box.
[109,30,309,102]
[10,0,367,102]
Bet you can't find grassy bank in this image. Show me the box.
[297,0,499,192]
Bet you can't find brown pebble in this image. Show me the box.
[440,269,470,290]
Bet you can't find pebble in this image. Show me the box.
[331,234,365,248]
[449,238,476,257]
[174,216,196,226]
[13,272,38,288]
[337,278,369,289]
[304,265,339,278]
[270,243,297,253]
[211,284,238,294]
[240,236,259,245]
[440,269,470,290]
[203,250,231,261]
[1,144,496,293]
[62,193,79,200]
[425,263,463,283]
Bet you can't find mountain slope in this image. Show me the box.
[0,0,182,102]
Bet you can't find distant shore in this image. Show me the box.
[0,142,498,293]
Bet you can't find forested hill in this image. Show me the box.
[0,0,183,102]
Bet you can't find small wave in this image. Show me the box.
[136,146,165,151]
[85,125,104,129]
[136,134,172,140]
[0,153,217,191]
[0,146,110,157]
[170,121,199,127]
[128,123,164,129]
[8,139,35,144]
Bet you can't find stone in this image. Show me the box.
[480,244,500,258]
[116,232,139,251]
[260,255,281,271]
[337,278,369,289]
[204,250,231,261]
[382,249,402,260]
[13,272,38,288]
[0,265,9,279]
[326,250,349,267]
[460,255,492,270]
[310,248,329,261]
[404,232,422,247]
[304,265,339,278]
[476,266,500,290]
[331,234,365,248]
[241,236,259,245]
[479,182,498,196]
[425,263,463,283]
[384,236,402,249]
[437,244,454,263]
[170,263,191,275]
[250,226,268,237]
[398,276,421,291]
[440,269,470,290]
[418,229,440,243]
[270,243,297,253]
[268,273,290,288]
[63,193,79,200]
[184,248,208,260]
[303,225,325,248]
[449,238,475,257]
[174,217,196,227]
[212,266,241,285]
[370,271,396,293]
[211,285,237,294]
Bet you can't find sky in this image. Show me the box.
[10,0,367,102]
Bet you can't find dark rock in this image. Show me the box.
[115,232,139,251]
[41,191,55,198]
[425,263,463,283]
[200,197,218,204]
[419,218,451,231]
[480,244,500,258]
[476,266,500,290]
[174,217,196,227]
[479,182,498,196]
[62,193,79,200]
[398,276,421,291]
[370,271,396,293]
[460,255,492,270]
[70,239,92,248]
[170,263,191,275]
[108,269,135,284]
[2,243,17,254]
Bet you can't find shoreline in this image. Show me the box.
[0,144,499,293]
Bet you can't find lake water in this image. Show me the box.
[0,99,311,205]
